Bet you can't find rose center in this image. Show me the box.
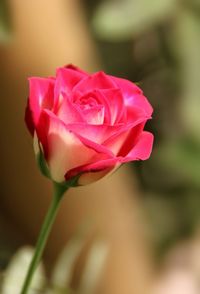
[74,92,102,110]
[73,92,105,124]
[77,97,98,110]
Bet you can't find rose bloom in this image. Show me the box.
[25,65,153,185]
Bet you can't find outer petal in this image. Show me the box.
[68,165,120,186]
[65,158,120,184]
[126,105,150,124]
[65,131,153,184]
[103,121,145,156]
[56,67,86,93]
[65,64,89,76]
[25,99,35,136]
[109,75,153,117]
[73,71,116,93]
[38,110,114,156]
[122,131,154,161]
[125,94,153,117]
[36,111,95,182]
[54,67,86,110]
[28,77,55,126]
[109,75,142,96]
[36,110,114,182]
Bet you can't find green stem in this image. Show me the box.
[20,183,69,294]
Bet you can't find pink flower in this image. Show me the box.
[25,65,153,185]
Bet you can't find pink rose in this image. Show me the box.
[25,65,153,185]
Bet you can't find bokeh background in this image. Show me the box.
[0,0,200,293]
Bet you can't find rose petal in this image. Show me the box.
[38,109,114,156]
[73,71,116,93]
[65,123,124,144]
[28,77,55,127]
[82,105,105,125]
[56,93,85,124]
[125,105,149,123]
[65,64,89,76]
[126,94,153,117]
[78,169,114,185]
[109,76,153,117]
[117,123,145,157]
[101,88,125,124]
[103,127,140,156]
[122,131,154,161]
[25,100,34,136]
[67,164,120,185]
[66,114,146,152]
[54,67,86,110]
[36,111,101,182]
[77,89,112,124]
[110,76,142,95]
[49,134,95,183]
[102,118,148,155]
[36,110,115,182]
[64,131,153,181]
[65,157,119,180]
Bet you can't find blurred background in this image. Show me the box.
[0,0,200,293]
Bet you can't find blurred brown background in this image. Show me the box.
[0,0,200,293]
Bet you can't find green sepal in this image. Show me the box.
[53,173,82,196]
[36,149,51,179]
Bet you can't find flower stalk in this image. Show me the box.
[20,183,69,294]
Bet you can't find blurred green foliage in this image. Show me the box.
[93,0,177,41]
[0,0,11,43]
[85,0,200,254]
